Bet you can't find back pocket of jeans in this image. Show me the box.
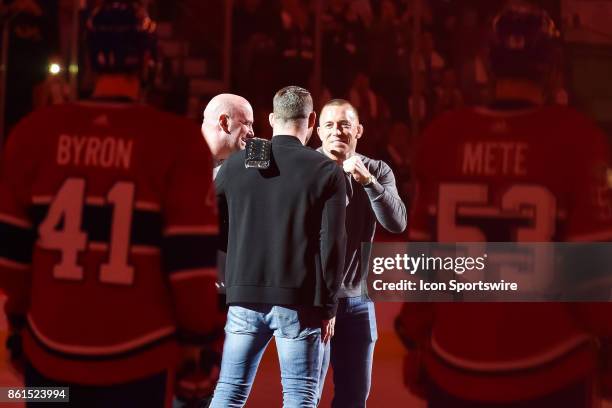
[226,306,257,334]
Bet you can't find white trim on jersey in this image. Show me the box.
[567,230,612,242]
[88,242,108,251]
[27,315,176,356]
[0,212,32,229]
[87,242,160,254]
[86,198,159,210]
[163,225,219,236]
[170,267,218,282]
[134,201,161,212]
[31,196,53,205]
[32,196,160,212]
[431,333,591,372]
[0,256,29,270]
[85,197,105,206]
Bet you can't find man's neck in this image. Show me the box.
[272,130,308,145]
[495,79,544,105]
[92,74,140,101]
[322,147,353,165]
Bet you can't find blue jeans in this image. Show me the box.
[210,304,324,408]
[319,297,377,408]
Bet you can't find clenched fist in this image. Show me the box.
[342,156,373,185]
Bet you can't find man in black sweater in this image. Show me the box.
[209,86,347,408]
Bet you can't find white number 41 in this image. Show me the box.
[38,178,135,285]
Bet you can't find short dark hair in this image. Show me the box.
[321,99,360,122]
[273,86,313,122]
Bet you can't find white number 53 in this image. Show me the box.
[437,183,557,242]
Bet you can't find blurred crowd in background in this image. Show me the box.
[0,0,577,205]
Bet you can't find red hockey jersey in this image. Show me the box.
[400,105,612,402]
[0,101,222,385]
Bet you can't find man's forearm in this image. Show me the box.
[365,177,407,233]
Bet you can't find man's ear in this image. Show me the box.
[308,111,317,129]
[219,114,231,134]
[355,123,364,140]
[268,113,275,129]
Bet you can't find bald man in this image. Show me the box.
[174,94,254,407]
[202,93,255,174]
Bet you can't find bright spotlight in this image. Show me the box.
[49,63,61,75]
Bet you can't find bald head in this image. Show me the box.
[202,93,254,161]
[203,94,250,122]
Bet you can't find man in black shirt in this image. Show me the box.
[210,86,347,408]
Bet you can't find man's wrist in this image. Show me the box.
[363,174,376,186]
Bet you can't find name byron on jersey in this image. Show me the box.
[0,102,221,385]
[56,134,133,170]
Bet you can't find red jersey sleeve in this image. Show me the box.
[0,115,38,316]
[162,123,223,342]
